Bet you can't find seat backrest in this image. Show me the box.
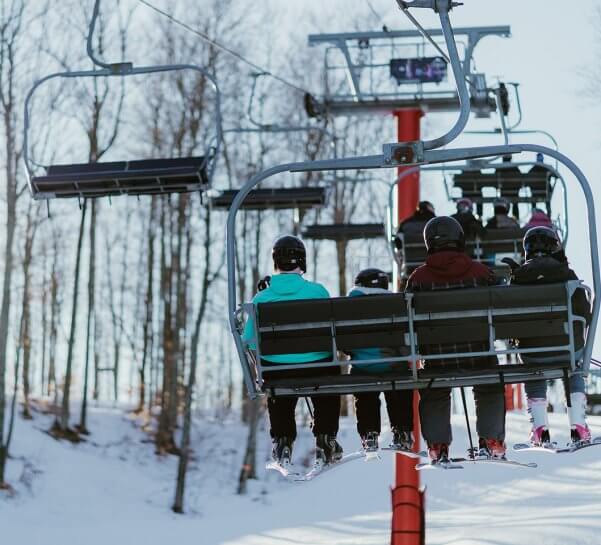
[256,294,409,356]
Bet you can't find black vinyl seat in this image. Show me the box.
[301,223,385,241]
[211,187,326,210]
[453,167,553,204]
[244,283,583,397]
[30,157,210,199]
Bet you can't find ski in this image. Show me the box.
[381,447,427,458]
[514,436,601,454]
[416,459,464,470]
[265,459,302,479]
[293,451,367,481]
[452,457,537,468]
[363,449,381,462]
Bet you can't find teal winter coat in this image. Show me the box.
[243,273,331,364]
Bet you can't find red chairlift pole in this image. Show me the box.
[391,108,425,545]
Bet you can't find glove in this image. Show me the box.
[257,275,271,292]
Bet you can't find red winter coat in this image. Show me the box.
[406,251,496,369]
[407,251,494,290]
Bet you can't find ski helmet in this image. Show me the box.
[272,235,306,272]
[418,201,435,215]
[493,197,511,215]
[523,226,562,260]
[354,268,389,290]
[424,216,465,253]
[456,197,473,214]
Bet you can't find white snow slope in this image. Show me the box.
[2,406,600,545]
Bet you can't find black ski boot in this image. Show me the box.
[360,431,379,453]
[391,428,414,451]
[272,436,294,465]
[315,434,343,465]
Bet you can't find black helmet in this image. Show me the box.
[424,216,465,253]
[272,235,306,272]
[354,268,389,290]
[493,197,511,215]
[523,226,562,260]
[418,201,435,215]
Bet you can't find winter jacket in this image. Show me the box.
[347,286,395,373]
[398,210,436,237]
[407,251,495,291]
[485,214,520,229]
[243,273,331,364]
[510,255,591,358]
[451,211,485,239]
[407,251,497,369]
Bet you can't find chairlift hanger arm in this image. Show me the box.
[22,62,223,189]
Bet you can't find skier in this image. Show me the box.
[406,217,506,462]
[451,197,484,239]
[396,200,436,240]
[347,268,414,452]
[508,226,592,446]
[243,235,343,466]
[485,197,519,229]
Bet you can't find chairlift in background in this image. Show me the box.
[23,0,223,201]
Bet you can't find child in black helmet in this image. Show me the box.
[348,268,414,453]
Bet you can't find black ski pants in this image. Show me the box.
[262,359,341,441]
[354,390,414,436]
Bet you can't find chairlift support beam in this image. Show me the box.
[307,25,510,118]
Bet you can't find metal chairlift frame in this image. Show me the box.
[226,0,600,399]
[384,159,570,275]
[306,21,510,117]
[23,0,223,200]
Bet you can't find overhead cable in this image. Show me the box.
[138,0,310,95]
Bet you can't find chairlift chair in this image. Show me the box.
[226,0,599,400]
[23,0,223,201]
[301,223,385,241]
[210,187,326,211]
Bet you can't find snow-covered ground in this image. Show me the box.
[2,404,600,545]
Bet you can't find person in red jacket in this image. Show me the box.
[406,216,506,463]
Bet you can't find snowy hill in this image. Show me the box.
[2,406,601,545]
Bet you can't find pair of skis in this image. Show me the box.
[267,445,418,481]
[416,456,537,470]
[513,435,601,454]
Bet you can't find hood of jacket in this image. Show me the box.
[268,273,306,295]
[424,251,474,278]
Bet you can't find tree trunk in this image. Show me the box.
[237,398,262,494]
[56,201,88,437]
[173,207,213,513]
[79,200,96,434]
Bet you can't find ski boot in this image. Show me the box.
[391,428,414,451]
[315,434,343,465]
[568,392,592,446]
[427,443,449,464]
[527,397,550,446]
[478,438,506,460]
[272,436,294,466]
[529,426,552,447]
[360,431,379,454]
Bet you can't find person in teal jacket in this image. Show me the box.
[348,269,414,453]
[243,235,342,467]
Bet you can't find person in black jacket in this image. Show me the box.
[508,227,592,446]
[451,198,484,239]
